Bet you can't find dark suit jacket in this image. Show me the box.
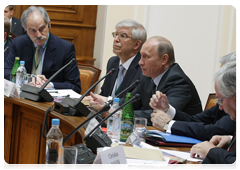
[203,146,236,164]
[4,38,12,62]
[100,52,142,98]
[4,32,81,93]
[11,17,25,36]
[171,105,236,141]
[123,63,202,125]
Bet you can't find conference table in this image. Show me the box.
[4,96,197,164]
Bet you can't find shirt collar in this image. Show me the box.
[119,53,137,70]
[152,68,169,87]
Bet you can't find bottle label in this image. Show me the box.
[120,119,133,138]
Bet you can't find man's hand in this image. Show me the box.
[36,75,51,89]
[149,91,169,112]
[151,109,171,131]
[190,141,216,159]
[209,135,232,149]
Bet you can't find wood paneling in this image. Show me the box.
[12,5,97,65]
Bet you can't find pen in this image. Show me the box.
[48,91,58,93]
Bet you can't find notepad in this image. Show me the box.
[146,130,202,145]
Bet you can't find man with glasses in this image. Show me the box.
[90,36,202,125]
[4,6,81,93]
[149,52,236,141]
[190,61,236,164]
[87,19,146,101]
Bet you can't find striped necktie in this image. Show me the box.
[32,45,42,75]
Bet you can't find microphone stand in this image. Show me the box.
[53,68,115,117]
[20,58,76,102]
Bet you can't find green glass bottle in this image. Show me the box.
[10,57,20,83]
[120,93,134,142]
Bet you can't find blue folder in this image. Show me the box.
[146,130,202,144]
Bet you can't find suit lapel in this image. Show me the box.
[24,35,34,73]
[108,60,119,95]
[41,33,55,76]
[117,52,141,94]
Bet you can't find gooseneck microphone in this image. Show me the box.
[20,58,76,102]
[54,68,116,117]
[4,46,9,53]
[84,94,141,153]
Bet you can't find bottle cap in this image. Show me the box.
[15,57,20,60]
[126,93,132,97]
[20,61,25,65]
[52,119,60,126]
[113,98,120,103]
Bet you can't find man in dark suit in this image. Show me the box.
[4,6,81,93]
[149,52,236,141]
[4,5,25,36]
[190,61,236,164]
[4,16,12,61]
[98,19,146,98]
[90,36,202,125]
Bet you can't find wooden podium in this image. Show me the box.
[4,96,87,164]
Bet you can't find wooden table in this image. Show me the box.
[4,96,199,164]
[4,96,87,164]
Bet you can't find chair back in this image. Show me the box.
[78,64,101,95]
[204,93,217,110]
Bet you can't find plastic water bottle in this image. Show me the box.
[10,57,20,83]
[46,119,63,164]
[16,61,27,94]
[107,98,122,143]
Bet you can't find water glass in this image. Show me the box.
[26,74,36,87]
[134,117,147,142]
[62,146,78,164]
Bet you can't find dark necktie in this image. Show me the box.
[152,81,156,95]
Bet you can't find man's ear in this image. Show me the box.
[161,54,169,65]
[48,22,51,29]
[133,40,142,50]
[4,32,7,41]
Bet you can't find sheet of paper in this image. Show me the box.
[161,149,203,162]
[47,89,81,98]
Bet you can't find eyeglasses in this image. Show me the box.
[28,24,47,35]
[112,32,133,40]
[216,97,225,106]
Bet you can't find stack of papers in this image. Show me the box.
[47,89,81,99]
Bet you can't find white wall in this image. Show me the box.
[94,5,236,109]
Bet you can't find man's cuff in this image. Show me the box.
[166,120,175,133]
[166,104,176,120]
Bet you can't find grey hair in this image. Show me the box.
[115,19,147,50]
[149,36,175,65]
[214,61,236,97]
[21,6,50,29]
[219,52,236,64]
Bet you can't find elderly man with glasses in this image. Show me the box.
[4,6,81,93]
[149,52,236,142]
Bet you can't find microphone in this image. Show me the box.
[115,79,140,98]
[53,68,116,117]
[4,47,9,53]
[84,94,140,153]
[20,58,76,102]
[95,79,140,127]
